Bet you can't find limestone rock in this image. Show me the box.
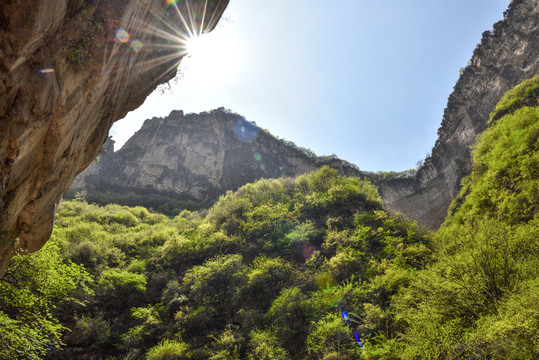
[377,0,539,229]
[75,0,539,232]
[0,0,229,274]
[70,109,362,203]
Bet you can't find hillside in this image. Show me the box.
[1,76,537,359]
[376,0,539,229]
[2,0,539,275]
[68,108,362,213]
[70,0,539,232]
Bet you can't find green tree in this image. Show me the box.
[182,254,247,317]
[0,243,92,359]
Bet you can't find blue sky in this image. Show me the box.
[111,0,510,172]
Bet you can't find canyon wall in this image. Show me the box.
[70,109,362,203]
[0,0,229,274]
[2,0,539,278]
[377,0,539,229]
[73,0,539,231]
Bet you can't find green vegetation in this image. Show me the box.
[65,6,105,69]
[490,74,539,122]
[2,167,429,359]
[1,77,538,359]
[64,191,206,217]
[363,74,539,358]
[0,244,92,359]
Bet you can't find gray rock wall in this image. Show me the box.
[71,109,362,202]
[378,0,539,229]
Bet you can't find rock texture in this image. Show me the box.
[70,109,362,202]
[73,0,539,231]
[377,0,539,229]
[0,0,229,274]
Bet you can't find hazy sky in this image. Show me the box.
[111,0,511,172]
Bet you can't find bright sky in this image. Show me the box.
[110,0,511,172]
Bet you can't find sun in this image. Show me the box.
[179,26,241,87]
[121,0,239,89]
[184,35,207,59]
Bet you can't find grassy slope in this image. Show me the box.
[2,77,538,360]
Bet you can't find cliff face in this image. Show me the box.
[70,109,362,202]
[0,0,229,274]
[378,0,539,229]
[74,0,539,230]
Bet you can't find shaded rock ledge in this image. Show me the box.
[0,0,229,275]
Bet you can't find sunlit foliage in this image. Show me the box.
[364,75,539,359]
[7,73,537,360]
[21,166,427,359]
[0,243,92,359]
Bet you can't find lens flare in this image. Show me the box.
[233,118,258,143]
[131,39,144,52]
[326,293,344,307]
[341,310,368,356]
[301,244,317,259]
[254,152,262,161]
[115,29,130,43]
[315,273,334,289]
[117,0,233,92]
[39,68,54,74]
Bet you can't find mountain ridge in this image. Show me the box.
[71,0,539,230]
[70,108,364,206]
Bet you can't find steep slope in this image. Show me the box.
[377,0,539,229]
[42,168,427,359]
[370,75,539,359]
[70,109,362,204]
[0,0,229,274]
[73,0,539,231]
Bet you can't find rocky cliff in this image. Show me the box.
[0,0,229,274]
[70,109,362,203]
[73,0,539,229]
[377,0,539,229]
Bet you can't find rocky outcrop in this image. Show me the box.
[73,0,539,230]
[0,0,229,274]
[377,0,539,229]
[70,109,362,202]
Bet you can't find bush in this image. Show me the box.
[248,329,289,360]
[306,312,363,359]
[73,315,111,347]
[146,339,189,360]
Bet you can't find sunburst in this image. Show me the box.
[112,0,227,86]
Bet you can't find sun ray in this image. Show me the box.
[132,51,184,71]
[185,0,197,37]
[140,5,192,43]
[100,0,232,93]
[199,0,209,36]
[204,0,226,33]
[168,0,196,39]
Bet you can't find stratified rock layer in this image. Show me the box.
[70,109,362,202]
[0,0,229,274]
[377,0,539,229]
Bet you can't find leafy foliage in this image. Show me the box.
[0,243,92,359]
[24,167,428,359]
[364,75,539,358]
[8,75,538,359]
[65,6,105,69]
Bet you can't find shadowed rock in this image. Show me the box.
[0,0,229,275]
[377,0,539,229]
